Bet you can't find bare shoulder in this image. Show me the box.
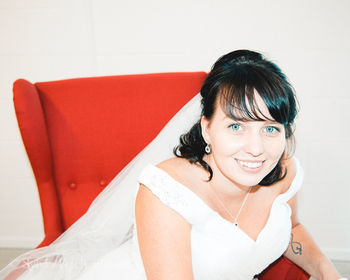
[156,157,207,191]
[156,157,193,174]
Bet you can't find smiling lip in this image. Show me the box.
[236,159,265,173]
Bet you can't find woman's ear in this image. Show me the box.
[200,116,211,144]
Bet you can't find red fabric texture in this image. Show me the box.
[258,256,310,279]
[13,72,310,279]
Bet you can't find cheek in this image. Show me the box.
[211,134,244,155]
[265,136,286,157]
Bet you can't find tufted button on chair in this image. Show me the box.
[99,180,106,187]
[13,72,309,279]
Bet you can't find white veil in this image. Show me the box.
[0,93,202,280]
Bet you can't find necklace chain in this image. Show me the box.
[209,184,252,227]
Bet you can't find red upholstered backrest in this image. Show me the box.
[14,72,207,243]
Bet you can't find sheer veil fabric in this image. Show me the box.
[0,94,202,280]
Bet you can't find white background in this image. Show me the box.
[0,0,349,261]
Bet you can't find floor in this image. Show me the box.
[0,248,349,278]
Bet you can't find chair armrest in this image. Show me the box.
[13,79,64,247]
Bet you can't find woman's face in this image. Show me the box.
[201,93,286,188]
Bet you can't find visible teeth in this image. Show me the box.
[238,160,263,168]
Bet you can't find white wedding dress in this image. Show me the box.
[0,94,304,280]
[74,160,303,280]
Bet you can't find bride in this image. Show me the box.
[0,50,344,280]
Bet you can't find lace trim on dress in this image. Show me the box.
[138,165,211,225]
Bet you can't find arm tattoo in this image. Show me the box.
[290,233,302,255]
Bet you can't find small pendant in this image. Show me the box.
[234,222,238,227]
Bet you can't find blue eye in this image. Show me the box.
[265,126,279,133]
[230,123,242,131]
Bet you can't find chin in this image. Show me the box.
[238,179,262,188]
[235,169,272,187]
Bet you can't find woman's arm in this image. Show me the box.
[135,184,194,280]
[284,193,342,280]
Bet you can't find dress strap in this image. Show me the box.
[137,165,210,225]
[277,156,304,203]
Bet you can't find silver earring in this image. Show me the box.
[205,144,211,154]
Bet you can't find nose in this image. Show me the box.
[244,132,264,156]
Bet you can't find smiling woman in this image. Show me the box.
[1,50,345,280]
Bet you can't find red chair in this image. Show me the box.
[13,72,310,279]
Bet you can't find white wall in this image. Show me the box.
[0,0,349,261]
